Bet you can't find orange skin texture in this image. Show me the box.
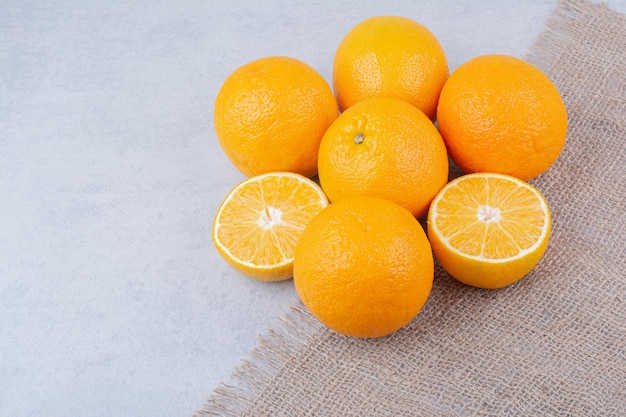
[333,15,449,119]
[214,56,339,177]
[317,97,449,218]
[436,54,568,181]
[293,196,434,338]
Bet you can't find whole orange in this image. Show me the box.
[436,54,568,181]
[214,56,339,177]
[333,15,449,119]
[293,195,434,338]
[317,96,449,218]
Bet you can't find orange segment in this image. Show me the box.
[212,172,329,282]
[427,173,551,288]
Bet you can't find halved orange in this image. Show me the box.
[212,172,329,282]
[427,173,551,289]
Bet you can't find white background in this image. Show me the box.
[2,1,625,416]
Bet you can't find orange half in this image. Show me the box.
[212,172,329,282]
[427,173,551,288]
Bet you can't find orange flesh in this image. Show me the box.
[215,174,327,267]
[433,176,547,259]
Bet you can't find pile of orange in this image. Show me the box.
[210,15,567,338]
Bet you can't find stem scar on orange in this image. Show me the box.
[317,96,449,219]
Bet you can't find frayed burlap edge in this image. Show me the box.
[195,302,327,416]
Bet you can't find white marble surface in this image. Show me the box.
[2,1,625,416]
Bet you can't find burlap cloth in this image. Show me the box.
[198,0,626,415]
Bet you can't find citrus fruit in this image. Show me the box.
[212,172,329,282]
[213,56,339,177]
[317,96,449,218]
[332,15,449,119]
[427,172,552,289]
[293,195,434,338]
[436,54,568,181]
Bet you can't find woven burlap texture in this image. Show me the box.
[198,0,626,415]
